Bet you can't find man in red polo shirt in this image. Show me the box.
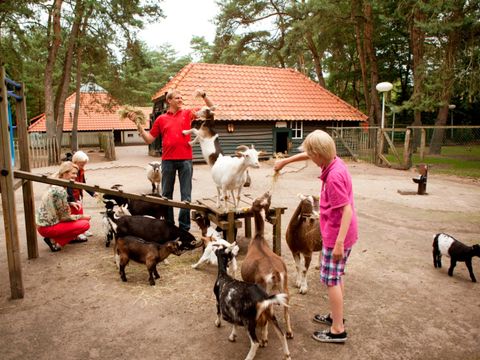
[136,89,214,231]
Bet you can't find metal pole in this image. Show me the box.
[450,111,453,138]
[381,93,385,129]
[391,111,395,142]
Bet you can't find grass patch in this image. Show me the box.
[385,145,480,179]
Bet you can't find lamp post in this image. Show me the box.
[448,104,456,139]
[376,82,393,129]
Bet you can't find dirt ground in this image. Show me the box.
[1,145,479,360]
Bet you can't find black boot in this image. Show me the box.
[43,237,61,252]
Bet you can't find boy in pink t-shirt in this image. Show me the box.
[274,130,358,344]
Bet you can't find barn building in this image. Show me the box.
[28,83,150,146]
[150,63,368,160]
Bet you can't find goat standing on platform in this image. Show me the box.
[211,145,260,209]
[274,130,358,344]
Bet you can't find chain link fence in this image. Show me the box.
[327,126,480,178]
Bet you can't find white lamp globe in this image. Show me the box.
[376,82,393,92]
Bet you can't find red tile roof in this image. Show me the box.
[28,92,151,132]
[153,63,367,122]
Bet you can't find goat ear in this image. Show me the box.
[210,105,217,111]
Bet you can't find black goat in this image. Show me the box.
[214,246,291,360]
[433,233,480,282]
[115,236,182,285]
[103,185,169,220]
[111,214,201,251]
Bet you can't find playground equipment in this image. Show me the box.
[0,66,36,299]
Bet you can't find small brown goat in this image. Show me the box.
[240,191,293,340]
[114,236,182,285]
[286,194,322,294]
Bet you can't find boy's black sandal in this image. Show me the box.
[313,313,345,325]
[312,329,347,343]
[43,238,61,252]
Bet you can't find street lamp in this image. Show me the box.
[376,82,393,129]
[448,104,456,138]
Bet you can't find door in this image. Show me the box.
[273,127,291,155]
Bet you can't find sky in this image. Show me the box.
[138,0,219,57]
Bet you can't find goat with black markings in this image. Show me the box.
[433,233,480,282]
[241,191,293,339]
[214,245,291,360]
[115,236,182,285]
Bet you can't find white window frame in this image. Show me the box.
[290,121,303,139]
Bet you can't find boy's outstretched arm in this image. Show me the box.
[274,152,310,172]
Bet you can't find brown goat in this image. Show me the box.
[286,194,322,294]
[240,191,293,341]
[115,236,182,285]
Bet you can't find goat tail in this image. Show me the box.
[256,293,289,320]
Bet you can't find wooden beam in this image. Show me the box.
[13,170,210,212]
[0,66,24,299]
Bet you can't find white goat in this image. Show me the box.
[146,161,161,194]
[191,227,239,277]
[211,145,261,209]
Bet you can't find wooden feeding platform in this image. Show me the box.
[193,194,287,255]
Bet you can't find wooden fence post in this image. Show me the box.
[0,66,24,299]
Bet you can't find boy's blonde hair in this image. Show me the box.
[55,161,79,179]
[72,150,89,163]
[300,130,336,162]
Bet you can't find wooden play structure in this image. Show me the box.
[0,66,287,299]
[194,195,286,255]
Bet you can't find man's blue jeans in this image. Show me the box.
[161,160,192,231]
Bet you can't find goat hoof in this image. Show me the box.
[228,335,236,342]
[215,319,221,327]
[286,332,293,340]
[259,340,268,347]
[121,277,127,282]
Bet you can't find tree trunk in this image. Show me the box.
[44,0,63,163]
[409,2,426,150]
[352,0,370,123]
[55,0,84,148]
[363,2,382,126]
[305,32,326,88]
[429,6,462,155]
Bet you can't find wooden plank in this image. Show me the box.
[383,131,402,164]
[0,67,24,299]
[403,129,412,169]
[419,128,426,160]
[14,170,210,212]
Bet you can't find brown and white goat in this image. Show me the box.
[114,236,182,285]
[214,245,291,360]
[240,191,293,340]
[182,105,223,166]
[286,194,322,294]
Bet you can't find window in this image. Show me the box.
[127,134,133,138]
[290,121,303,139]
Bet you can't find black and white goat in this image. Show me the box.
[433,233,480,282]
[214,245,291,360]
[115,236,182,285]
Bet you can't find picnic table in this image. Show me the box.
[193,194,287,255]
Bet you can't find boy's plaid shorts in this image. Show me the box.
[320,246,352,286]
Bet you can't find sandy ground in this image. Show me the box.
[0,145,479,360]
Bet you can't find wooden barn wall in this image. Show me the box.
[191,121,274,162]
